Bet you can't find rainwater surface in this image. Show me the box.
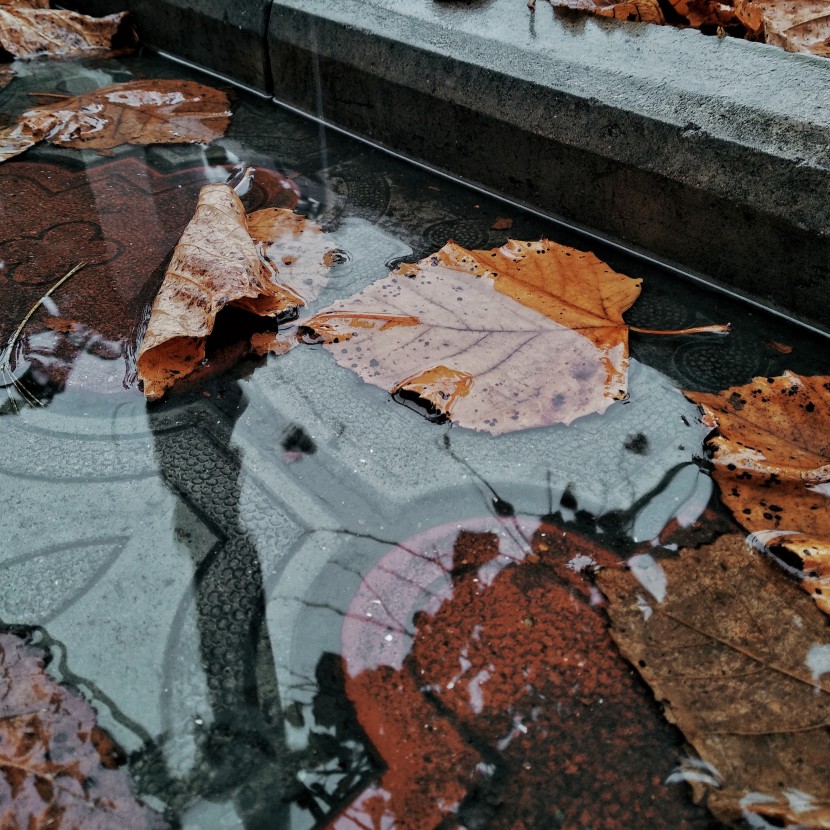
[1,53,829,830]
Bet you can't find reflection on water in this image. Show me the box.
[0,53,828,830]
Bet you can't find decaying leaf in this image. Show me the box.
[299,239,725,435]
[532,0,830,55]
[0,1,134,60]
[0,630,168,828]
[334,523,711,829]
[685,372,830,611]
[136,185,332,399]
[598,534,830,828]
[739,0,830,55]
[0,79,230,163]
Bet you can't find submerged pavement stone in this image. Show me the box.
[267,0,830,328]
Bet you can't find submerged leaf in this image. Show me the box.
[0,3,133,60]
[0,631,168,828]
[685,372,830,611]
[599,534,830,828]
[136,185,332,399]
[0,79,230,163]
[301,239,644,434]
[0,63,12,90]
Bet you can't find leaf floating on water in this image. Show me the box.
[685,372,830,612]
[136,185,332,399]
[0,79,230,163]
[0,1,135,60]
[598,534,830,829]
[0,630,168,828]
[300,239,724,435]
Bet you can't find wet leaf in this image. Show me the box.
[300,238,725,435]
[0,630,168,828]
[334,521,711,829]
[0,63,12,91]
[0,2,134,61]
[685,372,830,611]
[136,185,331,399]
[598,533,830,828]
[0,79,230,163]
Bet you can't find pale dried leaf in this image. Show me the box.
[0,6,132,60]
[300,239,642,435]
[0,631,168,828]
[0,79,230,163]
[599,534,830,828]
[740,0,830,54]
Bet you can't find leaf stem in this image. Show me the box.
[629,323,732,336]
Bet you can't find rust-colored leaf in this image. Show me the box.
[0,2,134,60]
[684,372,830,611]
[0,630,168,828]
[299,239,724,435]
[0,64,12,91]
[0,79,230,163]
[331,522,711,829]
[137,185,332,399]
[599,534,830,828]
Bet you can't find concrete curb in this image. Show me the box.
[59,0,830,327]
[267,0,830,328]
[60,0,274,91]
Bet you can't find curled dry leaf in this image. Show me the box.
[0,79,230,163]
[0,2,134,60]
[137,186,332,399]
[0,630,168,828]
[685,372,830,612]
[598,534,830,829]
[299,238,725,435]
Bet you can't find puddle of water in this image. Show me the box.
[1,53,828,829]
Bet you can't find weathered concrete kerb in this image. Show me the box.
[267,0,830,329]
[62,0,830,328]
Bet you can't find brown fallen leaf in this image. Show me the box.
[137,185,331,399]
[0,63,11,91]
[0,79,230,163]
[490,216,513,230]
[0,2,134,61]
[685,372,830,611]
[599,535,830,828]
[0,630,168,828]
[738,0,830,55]
[299,239,726,435]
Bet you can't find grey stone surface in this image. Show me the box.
[268,0,830,328]
[61,0,273,91]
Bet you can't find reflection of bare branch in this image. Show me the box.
[0,263,85,412]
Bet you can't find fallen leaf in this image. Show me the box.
[532,0,830,54]
[766,339,793,354]
[0,79,230,163]
[685,372,830,611]
[0,64,12,91]
[249,331,294,357]
[0,2,134,60]
[490,216,513,230]
[299,239,725,435]
[0,630,168,828]
[738,0,830,55]
[598,534,830,828]
[332,521,712,829]
[136,185,331,399]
